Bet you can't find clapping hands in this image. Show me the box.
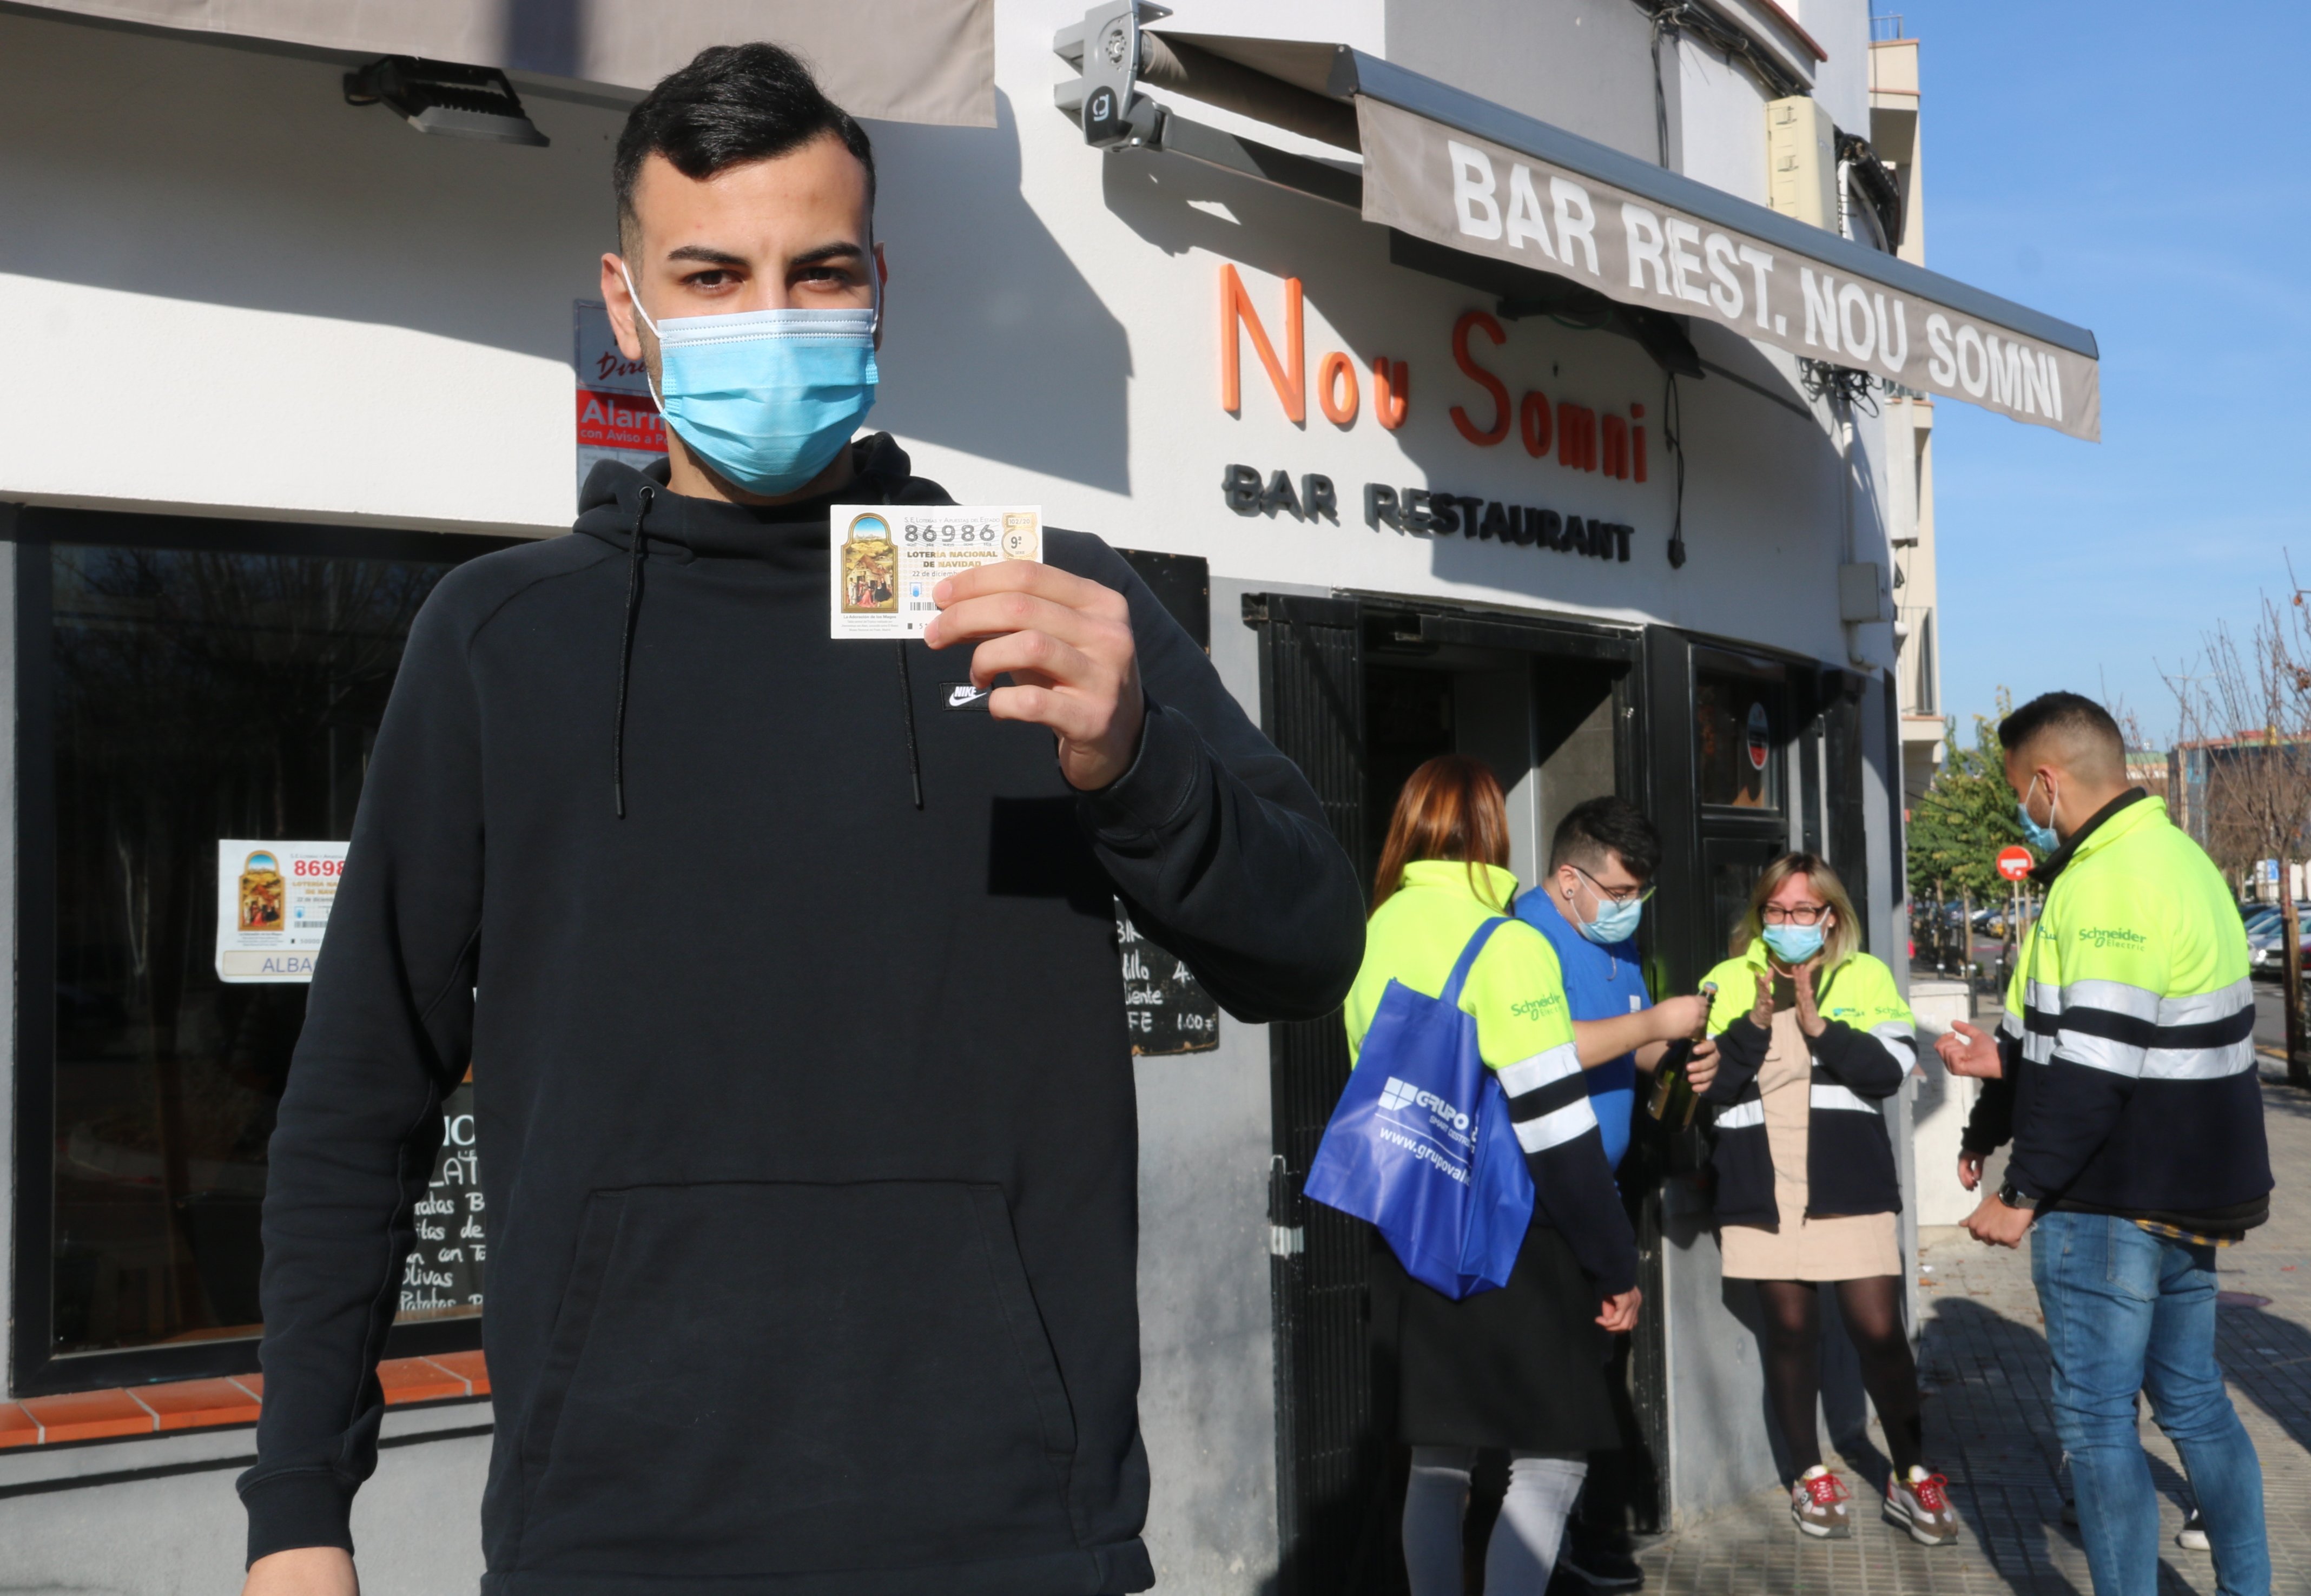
[1791,961,1826,1038]
[1748,971,1774,1030]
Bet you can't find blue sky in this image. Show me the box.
[1897,1,2306,746]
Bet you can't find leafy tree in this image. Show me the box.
[1908,700,2030,905]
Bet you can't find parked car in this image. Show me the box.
[2247,905,2311,974]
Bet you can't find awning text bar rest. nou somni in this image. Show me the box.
[1151,32,2101,441]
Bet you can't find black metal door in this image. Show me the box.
[1251,594,1391,1596]
[1820,670,1873,951]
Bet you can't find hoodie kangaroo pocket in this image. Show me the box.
[514,1181,1080,1576]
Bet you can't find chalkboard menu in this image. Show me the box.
[1117,903,1220,1056]
[397,1080,486,1320]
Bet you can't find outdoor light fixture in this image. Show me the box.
[344,57,549,147]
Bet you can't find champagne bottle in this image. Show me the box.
[1646,981,1718,1129]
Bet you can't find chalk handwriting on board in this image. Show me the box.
[397,1080,485,1320]
[1117,901,1220,1056]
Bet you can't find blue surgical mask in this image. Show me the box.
[1761,922,1826,965]
[2016,774,2060,855]
[1579,894,1644,946]
[622,261,879,496]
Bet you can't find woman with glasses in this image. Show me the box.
[1694,853,1958,1548]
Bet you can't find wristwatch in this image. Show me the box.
[1996,1181,2038,1211]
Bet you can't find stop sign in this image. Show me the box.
[1996,846,2033,881]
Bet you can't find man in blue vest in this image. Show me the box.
[1514,796,1714,1588]
[1517,797,1715,1166]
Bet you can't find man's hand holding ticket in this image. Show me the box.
[926,548,1144,796]
[828,505,1143,791]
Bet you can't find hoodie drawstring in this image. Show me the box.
[606,461,920,817]
[612,485,655,819]
[895,642,923,810]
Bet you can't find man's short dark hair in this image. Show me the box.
[1550,796,1662,881]
[615,44,876,249]
[1999,691,2124,772]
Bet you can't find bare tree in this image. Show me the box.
[2167,570,2311,1087]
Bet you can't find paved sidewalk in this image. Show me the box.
[1632,1071,2311,1593]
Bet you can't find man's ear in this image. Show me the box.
[602,252,646,364]
[872,242,888,351]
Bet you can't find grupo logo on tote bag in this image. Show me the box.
[1305,918,1535,1299]
[1378,1076,1472,1133]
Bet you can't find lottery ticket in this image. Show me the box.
[828,505,1042,639]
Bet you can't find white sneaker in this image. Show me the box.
[2176,1508,2209,1552]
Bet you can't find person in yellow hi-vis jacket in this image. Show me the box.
[1694,853,1959,1547]
[1345,756,1643,1596]
[1943,692,2270,1595]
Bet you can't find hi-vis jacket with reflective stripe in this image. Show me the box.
[1345,861,1640,1294]
[1992,792,2269,1217]
[1695,942,1916,1226]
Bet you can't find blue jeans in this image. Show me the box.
[2032,1210,2268,1595]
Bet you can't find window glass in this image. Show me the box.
[46,542,469,1360]
[1362,665,1456,890]
[1694,666,1785,811]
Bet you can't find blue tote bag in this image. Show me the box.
[1304,917,1535,1299]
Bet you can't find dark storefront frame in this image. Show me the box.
[1250,591,1647,1595]
[9,509,514,1397]
[1252,591,1881,1590]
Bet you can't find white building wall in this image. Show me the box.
[1383,0,1663,163]
[0,1,1873,663]
[1799,0,1872,137]
[1676,31,1772,201]
[0,0,1915,1587]
[0,10,629,535]
[0,1409,490,1595]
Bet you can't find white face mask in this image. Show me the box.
[1576,889,1644,946]
[2018,773,2061,853]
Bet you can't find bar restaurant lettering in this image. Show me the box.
[1218,263,1645,564]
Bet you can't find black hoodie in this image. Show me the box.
[239,438,1365,1594]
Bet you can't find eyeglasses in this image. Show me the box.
[1569,864,1655,907]
[1761,903,1831,926]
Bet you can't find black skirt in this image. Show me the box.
[1370,1221,1621,1452]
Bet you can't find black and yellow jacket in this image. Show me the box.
[1695,942,1916,1225]
[1960,790,2268,1231]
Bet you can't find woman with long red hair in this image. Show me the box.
[1345,755,1641,1595]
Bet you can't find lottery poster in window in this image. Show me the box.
[215,840,348,983]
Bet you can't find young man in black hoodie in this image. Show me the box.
[240,44,1364,1596]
